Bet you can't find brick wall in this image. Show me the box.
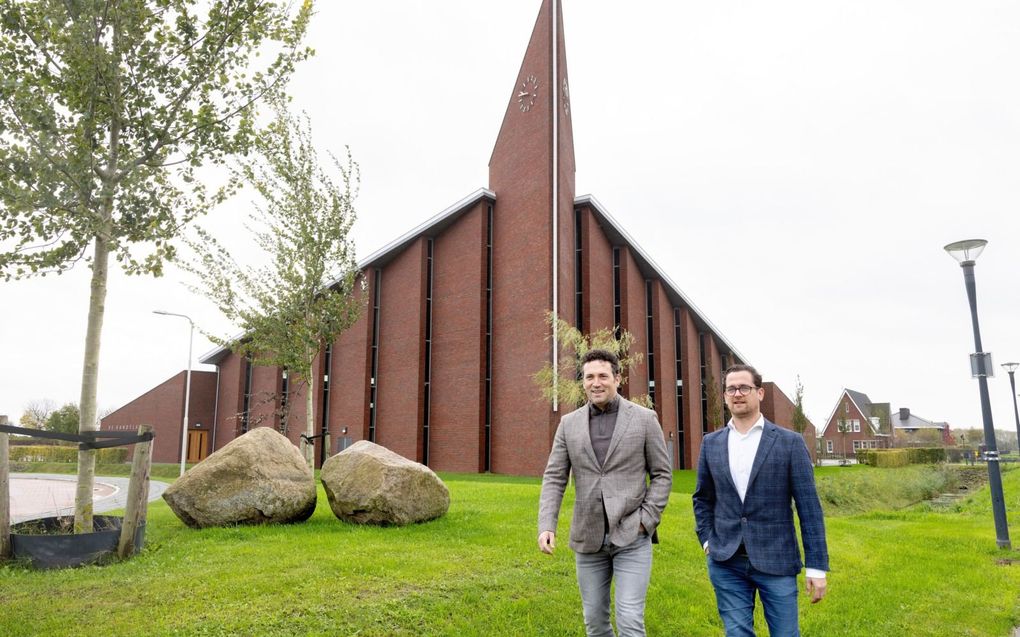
[429,202,488,472]
[374,238,427,462]
[651,281,678,460]
[101,371,217,464]
[327,273,373,451]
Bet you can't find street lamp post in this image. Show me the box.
[944,239,1010,549]
[1002,362,1020,459]
[154,310,194,478]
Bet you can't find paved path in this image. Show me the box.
[8,473,169,524]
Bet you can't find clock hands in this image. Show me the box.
[517,74,539,112]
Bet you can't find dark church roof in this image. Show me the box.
[199,188,745,366]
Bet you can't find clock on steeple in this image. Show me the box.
[518,74,539,112]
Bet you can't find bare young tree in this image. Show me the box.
[791,376,809,434]
[19,399,57,430]
[532,312,649,409]
[184,97,363,467]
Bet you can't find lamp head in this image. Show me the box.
[943,239,988,265]
[1003,362,1020,374]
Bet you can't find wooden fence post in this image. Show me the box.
[118,424,153,559]
[1,425,10,560]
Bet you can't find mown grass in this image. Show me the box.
[2,465,1019,636]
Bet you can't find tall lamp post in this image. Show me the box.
[1003,362,1020,459]
[154,310,194,478]
[944,239,1010,549]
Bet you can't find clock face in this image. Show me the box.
[517,74,539,112]
[562,77,570,116]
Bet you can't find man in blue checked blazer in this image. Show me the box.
[693,364,828,637]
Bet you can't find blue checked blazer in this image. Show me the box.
[692,420,829,576]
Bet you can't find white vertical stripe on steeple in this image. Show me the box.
[551,0,559,412]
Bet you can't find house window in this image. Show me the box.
[241,357,253,433]
[484,204,493,472]
[853,420,861,433]
[826,440,833,453]
[279,369,289,433]
[368,268,382,443]
[853,440,862,450]
[673,307,684,470]
[574,208,583,332]
[320,344,332,437]
[422,238,434,466]
[870,416,880,430]
[645,280,655,410]
[699,333,709,434]
[844,403,849,413]
[612,248,622,341]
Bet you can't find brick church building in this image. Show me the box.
[102,1,813,474]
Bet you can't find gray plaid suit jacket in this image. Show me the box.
[538,398,673,553]
[692,420,829,576]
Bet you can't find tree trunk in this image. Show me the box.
[304,366,316,468]
[76,10,122,532]
[75,234,110,533]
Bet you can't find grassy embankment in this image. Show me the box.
[2,463,1018,636]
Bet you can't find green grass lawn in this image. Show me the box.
[2,465,1019,636]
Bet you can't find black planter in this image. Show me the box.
[9,515,146,569]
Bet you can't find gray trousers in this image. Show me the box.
[574,534,653,637]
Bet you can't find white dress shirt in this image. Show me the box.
[728,415,765,502]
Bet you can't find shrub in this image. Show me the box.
[908,447,946,464]
[9,445,128,464]
[946,447,975,462]
[8,437,67,447]
[873,449,910,468]
[862,447,946,468]
[815,464,959,515]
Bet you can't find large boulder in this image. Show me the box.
[162,427,316,528]
[321,441,449,525]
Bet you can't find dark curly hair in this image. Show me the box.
[581,349,621,376]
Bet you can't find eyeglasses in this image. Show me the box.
[724,385,756,396]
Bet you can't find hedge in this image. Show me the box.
[945,447,977,463]
[857,447,947,467]
[9,445,128,464]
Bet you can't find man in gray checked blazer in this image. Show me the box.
[693,364,829,637]
[538,349,672,637]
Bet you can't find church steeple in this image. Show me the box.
[489,0,575,191]
[486,0,578,472]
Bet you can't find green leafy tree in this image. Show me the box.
[791,375,809,434]
[0,0,312,532]
[46,403,81,436]
[533,312,650,409]
[184,98,362,467]
[955,427,1017,454]
[894,428,945,448]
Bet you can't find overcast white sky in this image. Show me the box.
[3,1,1020,440]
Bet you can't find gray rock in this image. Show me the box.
[162,427,316,528]
[321,440,449,525]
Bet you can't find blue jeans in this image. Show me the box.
[575,534,653,637]
[707,554,800,637]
